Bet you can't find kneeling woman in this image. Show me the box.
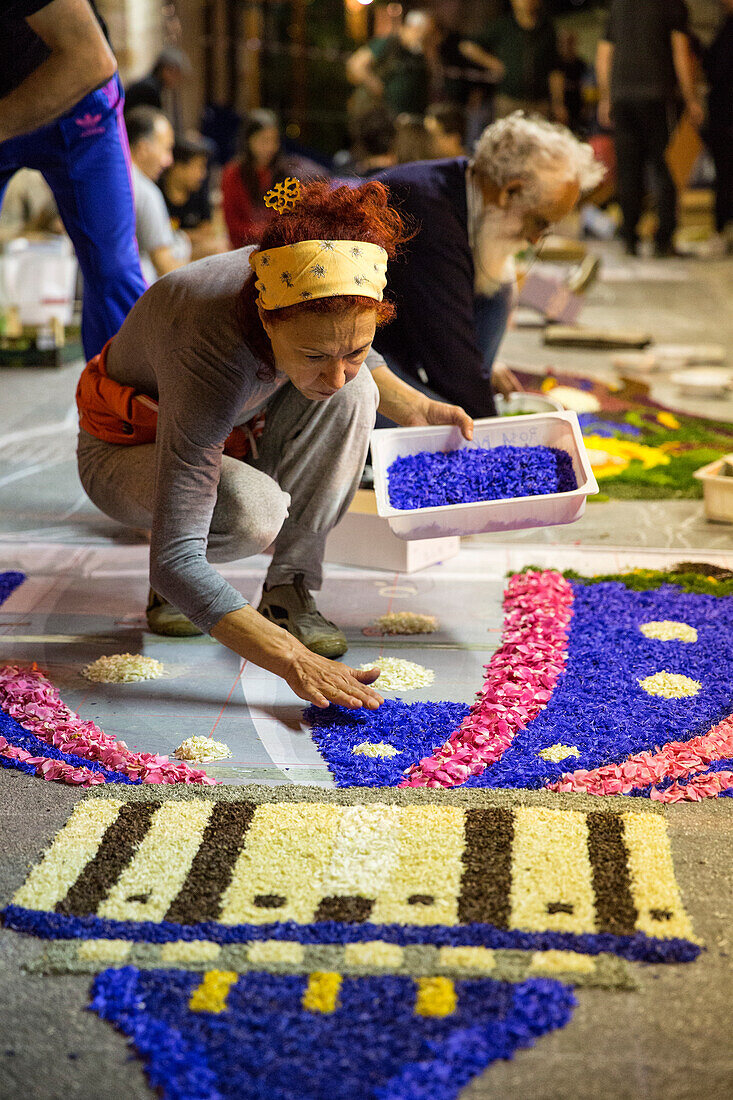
[76,181,473,710]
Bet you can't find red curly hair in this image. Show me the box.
[239,179,411,373]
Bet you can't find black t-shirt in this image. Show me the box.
[1,0,109,100]
[605,0,689,102]
[439,32,490,106]
[162,179,212,230]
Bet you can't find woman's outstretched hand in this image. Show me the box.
[210,604,384,710]
[282,650,383,710]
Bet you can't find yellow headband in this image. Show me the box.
[249,240,388,310]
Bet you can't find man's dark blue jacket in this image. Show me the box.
[374,157,497,418]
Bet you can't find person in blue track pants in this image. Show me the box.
[0,0,147,357]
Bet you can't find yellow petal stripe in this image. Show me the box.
[510,807,597,934]
[188,970,239,1014]
[98,799,214,922]
[302,971,342,1014]
[370,806,464,927]
[219,803,341,926]
[623,813,696,942]
[415,977,457,1017]
[13,798,122,911]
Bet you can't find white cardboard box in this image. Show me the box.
[324,490,461,573]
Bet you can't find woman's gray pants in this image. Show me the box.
[77,363,379,592]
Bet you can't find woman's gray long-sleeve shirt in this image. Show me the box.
[104,248,386,631]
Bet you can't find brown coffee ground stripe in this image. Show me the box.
[458,807,513,928]
[164,801,256,925]
[586,812,637,936]
[56,802,157,917]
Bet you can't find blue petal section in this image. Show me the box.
[0,571,25,605]
[2,906,701,963]
[387,446,577,510]
[466,582,733,790]
[306,699,469,787]
[0,707,138,784]
[89,967,576,1100]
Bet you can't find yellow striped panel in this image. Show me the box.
[189,970,238,1014]
[98,799,214,922]
[77,939,131,963]
[320,804,405,898]
[509,807,597,934]
[623,812,695,941]
[529,950,595,975]
[161,941,221,964]
[344,941,404,969]
[13,799,122,911]
[437,946,496,972]
[219,803,341,925]
[302,971,342,1013]
[415,977,456,1016]
[247,941,305,965]
[370,806,465,927]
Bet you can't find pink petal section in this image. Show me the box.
[0,663,218,787]
[399,570,574,789]
[549,714,733,799]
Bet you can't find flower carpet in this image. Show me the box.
[308,567,733,802]
[515,369,733,499]
[2,786,700,1099]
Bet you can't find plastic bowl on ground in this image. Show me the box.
[494,390,564,415]
[372,411,599,541]
[669,367,733,397]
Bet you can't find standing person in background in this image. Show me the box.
[596,0,703,257]
[124,46,191,133]
[473,0,567,123]
[349,106,397,177]
[557,30,592,135]
[702,0,733,255]
[425,103,467,158]
[126,106,190,282]
[0,0,146,358]
[346,11,432,118]
[221,110,323,249]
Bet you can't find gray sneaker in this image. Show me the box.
[258,574,348,658]
[146,588,203,637]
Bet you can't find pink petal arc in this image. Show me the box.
[0,664,219,788]
[399,570,574,789]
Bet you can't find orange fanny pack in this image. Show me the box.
[76,339,263,461]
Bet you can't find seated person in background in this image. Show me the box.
[425,102,467,158]
[126,106,190,282]
[160,134,225,259]
[350,105,397,177]
[374,112,604,419]
[393,113,434,164]
[221,109,323,249]
[0,168,62,242]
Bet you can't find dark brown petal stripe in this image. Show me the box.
[586,812,637,936]
[458,807,514,927]
[56,802,158,917]
[164,801,256,925]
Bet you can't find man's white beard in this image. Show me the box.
[474,204,526,297]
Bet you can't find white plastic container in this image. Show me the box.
[0,237,78,326]
[372,411,599,541]
[694,454,733,523]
